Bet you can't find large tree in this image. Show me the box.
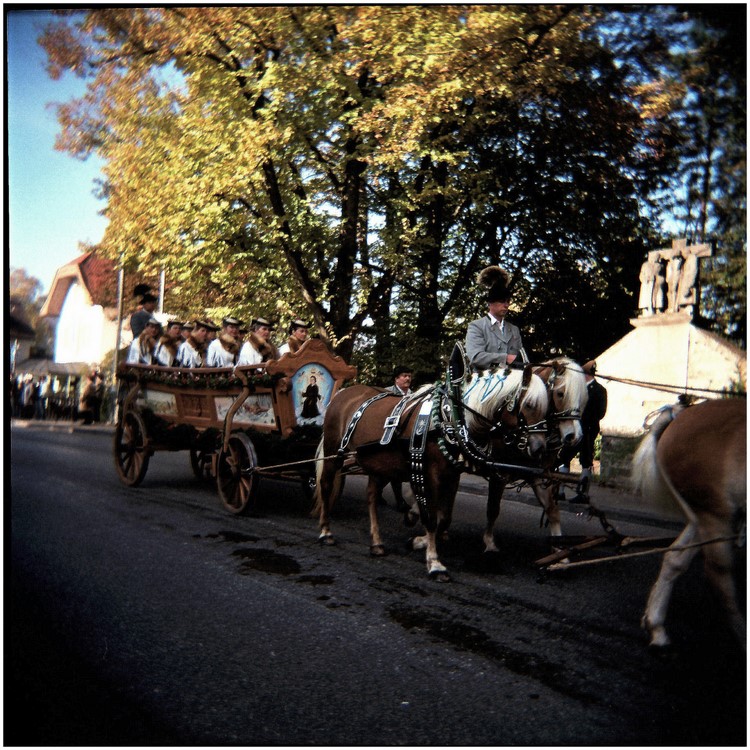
[41,6,704,376]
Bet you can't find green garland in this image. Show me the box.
[117,367,277,390]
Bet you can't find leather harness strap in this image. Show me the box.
[409,396,435,510]
[338,391,392,457]
[380,394,414,445]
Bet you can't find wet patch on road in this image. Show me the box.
[232,548,301,575]
[386,603,597,704]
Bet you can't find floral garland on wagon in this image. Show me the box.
[117,366,277,391]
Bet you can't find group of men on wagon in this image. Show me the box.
[127,289,311,371]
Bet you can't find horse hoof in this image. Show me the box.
[370,544,386,556]
[318,535,336,546]
[428,569,451,583]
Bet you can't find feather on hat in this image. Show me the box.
[478,265,512,302]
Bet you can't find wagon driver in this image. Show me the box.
[465,266,526,371]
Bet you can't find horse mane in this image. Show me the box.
[541,356,587,407]
[463,368,546,435]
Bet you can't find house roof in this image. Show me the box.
[40,251,119,318]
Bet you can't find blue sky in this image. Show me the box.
[7,9,109,294]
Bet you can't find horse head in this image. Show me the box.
[463,365,548,459]
[537,358,588,449]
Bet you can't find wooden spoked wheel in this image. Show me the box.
[113,411,151,486]
[216,433,258,515]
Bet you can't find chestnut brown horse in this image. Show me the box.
[313,365,549,578]
[632,398,746,648]
[480,357,589,552]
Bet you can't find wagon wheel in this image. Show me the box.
[190,447,214,481]
[113,411,151,486]
[216,433,259,515]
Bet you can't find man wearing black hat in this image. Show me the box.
[465,266,525,371]
[206,317,242,367]
[126,317,161,364]
[278,319,309,356]
[238,317,279,365]
[130,289,158,339]
[387,365,413,396]
[176,319,218,367]
[154,320,184,367]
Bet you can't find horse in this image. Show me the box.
[313,365,549,579]
[480,357,589,553]
[631,398,746,649]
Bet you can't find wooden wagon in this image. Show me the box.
[113,339,357,514]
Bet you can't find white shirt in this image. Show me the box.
[127,337,154,365]
[237,341,263,366]
[176,340,203,368]
[206,338,237,367]
[153,341,177,367]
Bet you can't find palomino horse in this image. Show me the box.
[313,365,549,578]
[632,398,746,648]
[481,357,589,553]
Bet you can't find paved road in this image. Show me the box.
[8,423,746,745]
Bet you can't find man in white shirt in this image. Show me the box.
[206,317,242,367]
[176,319,217,368]
[238,317,278,365]
[278,319,309,356]
[127,318,161,364]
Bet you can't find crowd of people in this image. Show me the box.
[10,370,105,423]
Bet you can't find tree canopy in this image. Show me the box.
[40,5,745,381]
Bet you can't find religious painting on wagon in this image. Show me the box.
[292,364,334,425]
[215,393,276,428]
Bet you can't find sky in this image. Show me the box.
[7,9,109,295]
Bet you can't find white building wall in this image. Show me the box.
[54,282,106,364]
[596,315,745,437]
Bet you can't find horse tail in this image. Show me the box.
[631,406,684,516]
[311,438,344,517]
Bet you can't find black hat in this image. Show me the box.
[133,283,152,298]
[222,316,242,327]
[140,292,158,304]
[193,319,219,331]
[478,265,512,303]
[252,317,274,330]
[289,318,309,333]
[166,319,183,329]
[393,365,413,379]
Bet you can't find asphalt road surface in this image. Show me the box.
[8,424,746,746]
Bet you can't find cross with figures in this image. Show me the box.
[638,238,712,318]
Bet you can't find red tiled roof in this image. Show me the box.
[40,251,118,317]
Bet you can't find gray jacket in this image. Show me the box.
[465,315,523,371]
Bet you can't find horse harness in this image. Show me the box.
[336,371,546,512]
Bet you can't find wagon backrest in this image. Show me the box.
[263,339,358,436]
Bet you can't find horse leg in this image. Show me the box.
[368,476,388,556]
[315,453,343,546]
[698,515,746,647]
[418,467,459,580]
[483,475,507,553]
[642,523,699,648]
[531,478,563,537]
